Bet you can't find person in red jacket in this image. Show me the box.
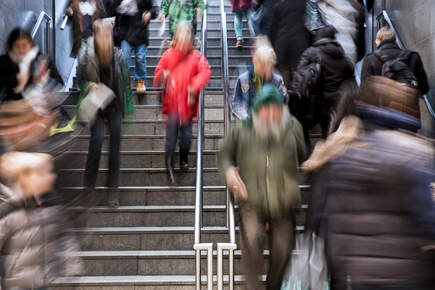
[154,21,211,184]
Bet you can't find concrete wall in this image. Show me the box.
[0,0,76,85]
[382,0,435,136]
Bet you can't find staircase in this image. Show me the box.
[51,1,311,289]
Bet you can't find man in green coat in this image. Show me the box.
[218,84,306,290]
[158,0,206,37]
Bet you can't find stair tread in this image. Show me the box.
[53,274,267,285]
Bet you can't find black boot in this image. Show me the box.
[180,153,189,171]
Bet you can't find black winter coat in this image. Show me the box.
[309,109,435,288]
[0,53,63,102]
[361,39,429,95]
[268,0,311,70]
[298,38,354,102]
[112,0,158,46]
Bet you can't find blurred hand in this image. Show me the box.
[188,86,197,107]
[66,6,74,17]
[142,11,151,24]
[158,14,165,22]
[161,70,170,85]
[225,167,248,200]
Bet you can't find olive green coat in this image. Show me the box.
[217,115,306,218]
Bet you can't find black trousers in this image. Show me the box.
[84,108,122,189]
[240,206,295,290]
[165,114,193,167]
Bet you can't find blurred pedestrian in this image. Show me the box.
[77,19,131,206]
[0,152,82,290]
[303,77,435,290]
[218,84,306,290]
[268,0,311,88]
[158,0,205,38]
[318,0,363,63]
[291,25,354,141]
[66,0,107,57]
[361,26,429,96]
[113,0,158,94]
[232,37,288,120]
[154,22,211,185]
[0,28,63,102]
[229,0,254,48]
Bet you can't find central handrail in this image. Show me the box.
[217,1,237,289]
[194,1,213,289]
[31,11,52,58]
[377,10,435,123]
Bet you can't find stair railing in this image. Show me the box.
[376,10,435,126]
[194,1,213,289]
[31,11,52,58]
[217,1,237,289]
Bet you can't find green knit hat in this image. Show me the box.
[252,83,284,112]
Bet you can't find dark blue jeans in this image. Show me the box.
[165,114,193,166]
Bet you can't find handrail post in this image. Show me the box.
[193,1,211,289]
[219,1,238,289]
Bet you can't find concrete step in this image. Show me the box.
[62,185,311,207]
[61,185,227,206]
[65,249,271,276]
[52,274,262,289]
[73,119,225,135]
[64,104,224,121]
[57,167,223,187]
[83,205,229,227]
[59,150,218,169]
[62,92,225,107]
[72,134,223,151]
[75,226,234,251]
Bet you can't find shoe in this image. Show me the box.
[180,160,189,171]
[136,79,146,95]
[108,190,119,207]
[166,161,177,185]
[236,39,243,48]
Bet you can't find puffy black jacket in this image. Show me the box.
[268,0,311,70]
[298,38,354,102]
[112,0,158,46]
[361,39,430,95]
[308,108,435,289]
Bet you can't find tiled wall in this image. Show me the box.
[384,0,435,135]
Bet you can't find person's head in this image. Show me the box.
[172,21,193,54]
[0,152,56,198]
[252,84,285,140]
[7,28,34,62]
[376,26,396,48]
[314,25,337,42]
[253,37,276,81]
[93,19,113,68]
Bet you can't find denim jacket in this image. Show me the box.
[231,66,288,119]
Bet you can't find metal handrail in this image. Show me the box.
[377,10,435,123]
[31,11,52,58]
[194,1,213,289]
[217,0,237,289]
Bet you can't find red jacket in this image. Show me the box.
[154,47,211,124]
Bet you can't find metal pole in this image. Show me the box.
[52,0,56,65]
[45,19,51,57]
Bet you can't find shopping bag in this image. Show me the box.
[305,0,326,33]
[250,4,264,36]
[281,234,310,290]
[281,233,330,290]
[78,83,115,126]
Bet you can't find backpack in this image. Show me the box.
[290,62,322,101]
[374,50,418,89]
